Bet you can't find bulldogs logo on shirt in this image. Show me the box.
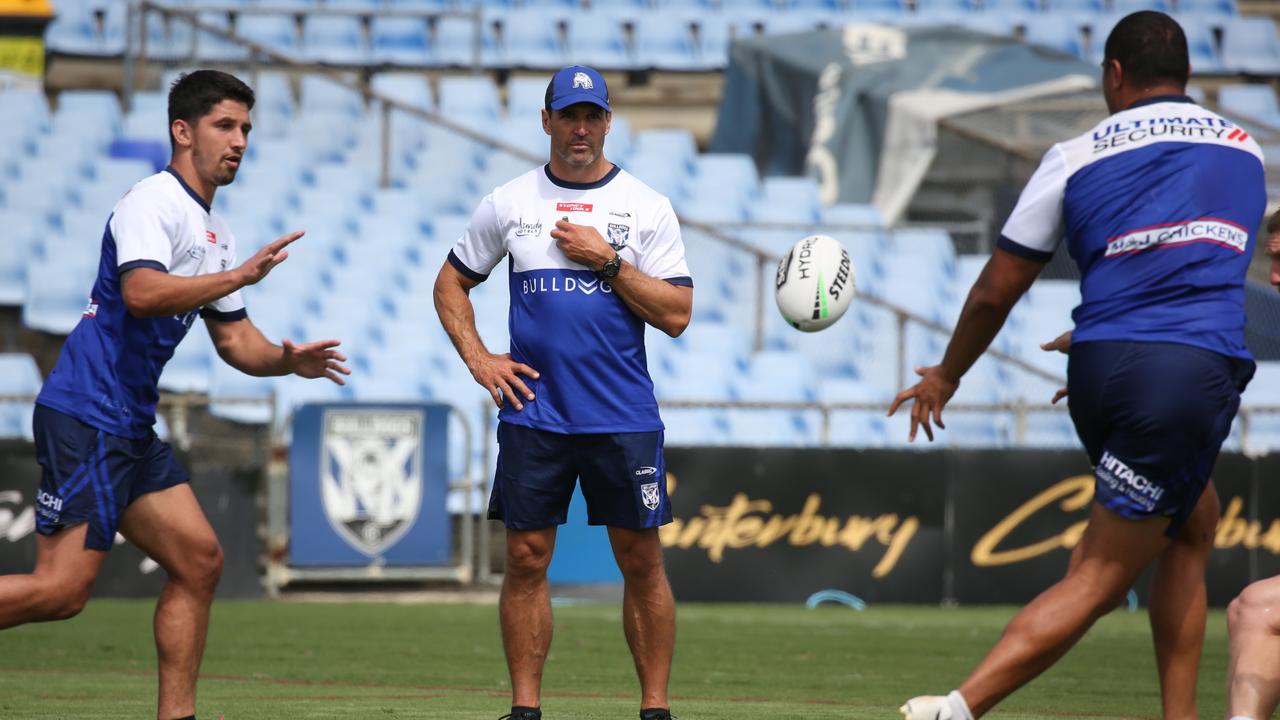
[607,223,630,251]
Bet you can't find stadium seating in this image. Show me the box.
[7,33,1280,456]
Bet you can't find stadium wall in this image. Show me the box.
[0,440,265,598]
[660,448,1280,607]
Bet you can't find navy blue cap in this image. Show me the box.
[546,66,610,112]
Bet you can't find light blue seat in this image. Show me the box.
[57,90,122,132]
[372,16,432,66]
[946,410,1012,448]
[1221,17,1280,75]
[194,12,251,62]
[694,16,731,69]
[732,350,818,402]
[0,353,41,440]
[565,13,632,70]
[240,14,299,58]
[1111,0,1170,11]
[23,257,96,335]
[1242,361,1280,409]
[434,16,499,68]
[652,350,736,401]
[0,211,41,305]
[822,203,883,227]
[300,75,365,117]
[661,408,732,446]
[1176,0,1236,15]
[1178,15,1226,74]
[675,321,752,356]
[633,128,697,172]
[498,11,566,69]
[1023,16,1084,58]
[303,15,369,65]
[507,76,552,117]
[45,6,109,56]
[437,75,503,121]
[159,323,216,394]
[371,72,434,111]
[621,157,689,204]
[750,176,822,224]
[633,16,699,70]
[1218,84,1280,130]
[726,409,821,446]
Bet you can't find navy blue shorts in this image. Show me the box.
[33,404,188,551]
[489,422,672,530]
[1068,341,1254,536]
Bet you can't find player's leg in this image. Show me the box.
[949,503,1170,717]
[0,524,105,627]
[501,527,558,710]
[1227,576,1280,719]
[119,482,222,720]
[607,526,675,712]
[579,430,674,716]
[1148,481,1219,720]
[489,422,578,716]
[0,406,118,627]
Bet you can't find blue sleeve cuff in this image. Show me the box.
[200,307,248,322]
[996,235,1054,263]
[664,276,694,287]
[118,259,168,275]
[448,250,488,283]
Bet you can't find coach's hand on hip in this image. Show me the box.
[552,220,613,271]
[468,352,539,411]
[888,366,958,443]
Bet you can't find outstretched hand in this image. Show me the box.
[238,230,304,286]
[469,352,539,411]
[1040,330,1071,403]
[887,366,958,442]
[283,338,350,385]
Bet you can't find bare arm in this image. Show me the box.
[433,260,539,410]
[206,317,349,383]
[550,219,692,337]
[888,248,1047,441]
[121,231,302,318]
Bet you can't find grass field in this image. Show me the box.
[0,599,1230,719]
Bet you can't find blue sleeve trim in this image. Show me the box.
[448,250,488,283]
[664,276,694,287]
[118,259,168,275]
[996,235,1054,263]
[200,307,248,322]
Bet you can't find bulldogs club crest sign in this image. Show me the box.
[320,409,423,557]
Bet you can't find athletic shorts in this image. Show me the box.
[32,404,188,551]
[1067,341,1254,536]
[489,421,672,530]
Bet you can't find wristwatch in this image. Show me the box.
[598,252,622,279]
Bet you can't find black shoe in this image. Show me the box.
[499,707,541,720]
[640,709,674,720]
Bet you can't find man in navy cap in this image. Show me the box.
[434,65,692,720]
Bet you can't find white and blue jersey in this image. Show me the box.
[37,168,246,439]
[999,95,1266,360]
[448,165,692,434]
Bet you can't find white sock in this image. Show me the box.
[947,690,975,720]
[1229,716,1255,720]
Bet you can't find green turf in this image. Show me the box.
[0,600,1229,719]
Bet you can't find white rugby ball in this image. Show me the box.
[774,234,856,332]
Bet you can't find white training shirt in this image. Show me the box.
[38,168,246,437]
[448,164,692,434]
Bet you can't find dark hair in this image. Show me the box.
[1104,11,1189,89]
[544,78,554,113]
[167,70,255,150]
[1268,208,1280,236]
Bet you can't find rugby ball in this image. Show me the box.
[774,234,856,332]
